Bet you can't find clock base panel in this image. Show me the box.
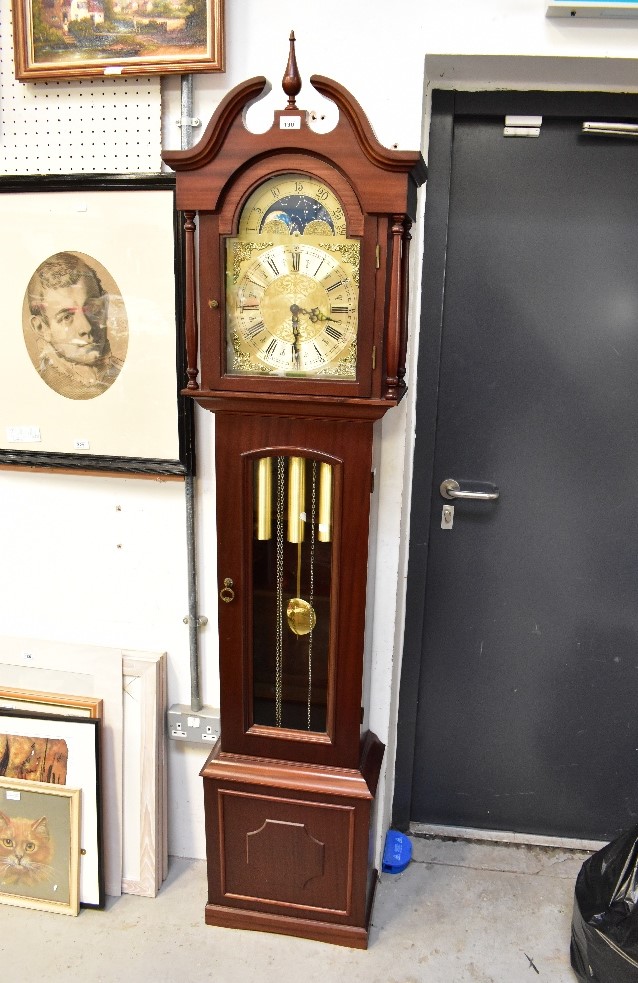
[203,879,377,949]
[200,733,384,948]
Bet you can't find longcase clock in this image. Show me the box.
[163,34,426,948]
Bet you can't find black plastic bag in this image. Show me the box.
[571,825,638,982]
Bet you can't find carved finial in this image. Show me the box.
[282,31,302,110]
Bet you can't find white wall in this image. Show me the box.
[424,0,638,92]
[426,0,638,56]
[2,0,638,866]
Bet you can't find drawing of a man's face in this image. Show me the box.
[23,251,128,401]
[30,278,108,366]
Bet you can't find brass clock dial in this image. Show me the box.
[225,172,360,380]
[226,240,359,377]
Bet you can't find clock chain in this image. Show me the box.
[275,456,285,727]
[274,455,318,731]
[307,461,317,730]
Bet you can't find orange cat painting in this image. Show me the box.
[0,813,54,887]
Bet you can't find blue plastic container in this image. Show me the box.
[382,829,412,874]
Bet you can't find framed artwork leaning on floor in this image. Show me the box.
[0,686,102,720]
[0,777,80,916]
[0,708,103,907]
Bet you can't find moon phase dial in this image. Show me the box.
[238,173,347,238]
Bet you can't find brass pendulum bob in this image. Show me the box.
[286,457,317,636]
[287,591,316,636]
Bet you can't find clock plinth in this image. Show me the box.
[162,34,425,949]
[201,731,384,949]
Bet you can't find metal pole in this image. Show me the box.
[181,72,202,713]
[180,73,195,152]
[185,474,201,711]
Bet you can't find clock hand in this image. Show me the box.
[290,304,302,367]
[311,308,341,324]
[294,305,341,325]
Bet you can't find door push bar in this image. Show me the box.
[582,122,638,138]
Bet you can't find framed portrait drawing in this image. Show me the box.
[0,709,103,908]
[11,0,224,81]
[0,778,81,916]
[0,174,194,476]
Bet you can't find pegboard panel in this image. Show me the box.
[0,0,162,174]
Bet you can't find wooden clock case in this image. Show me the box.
[163,38,425,948]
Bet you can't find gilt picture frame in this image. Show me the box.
[11,0,224,81]
[0,709,103,908]
[0,778,80,916]
[0,173,194,477]
[0,687,102,719]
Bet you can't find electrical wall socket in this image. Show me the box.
[167,704,220,744]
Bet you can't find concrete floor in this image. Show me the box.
[1,837,588,983]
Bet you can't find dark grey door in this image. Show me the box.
[396,92,638,841]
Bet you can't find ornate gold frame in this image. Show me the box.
[11,0,224,81]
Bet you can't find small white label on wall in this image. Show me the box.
[7,425,41,443]
[6,790,21,801]
[74,439,90,450]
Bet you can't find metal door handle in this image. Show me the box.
[440,479,499,501]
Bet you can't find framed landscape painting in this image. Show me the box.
[11,0,224,81]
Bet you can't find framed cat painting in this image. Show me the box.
[0,709,103,907]
[0,778,80,915]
